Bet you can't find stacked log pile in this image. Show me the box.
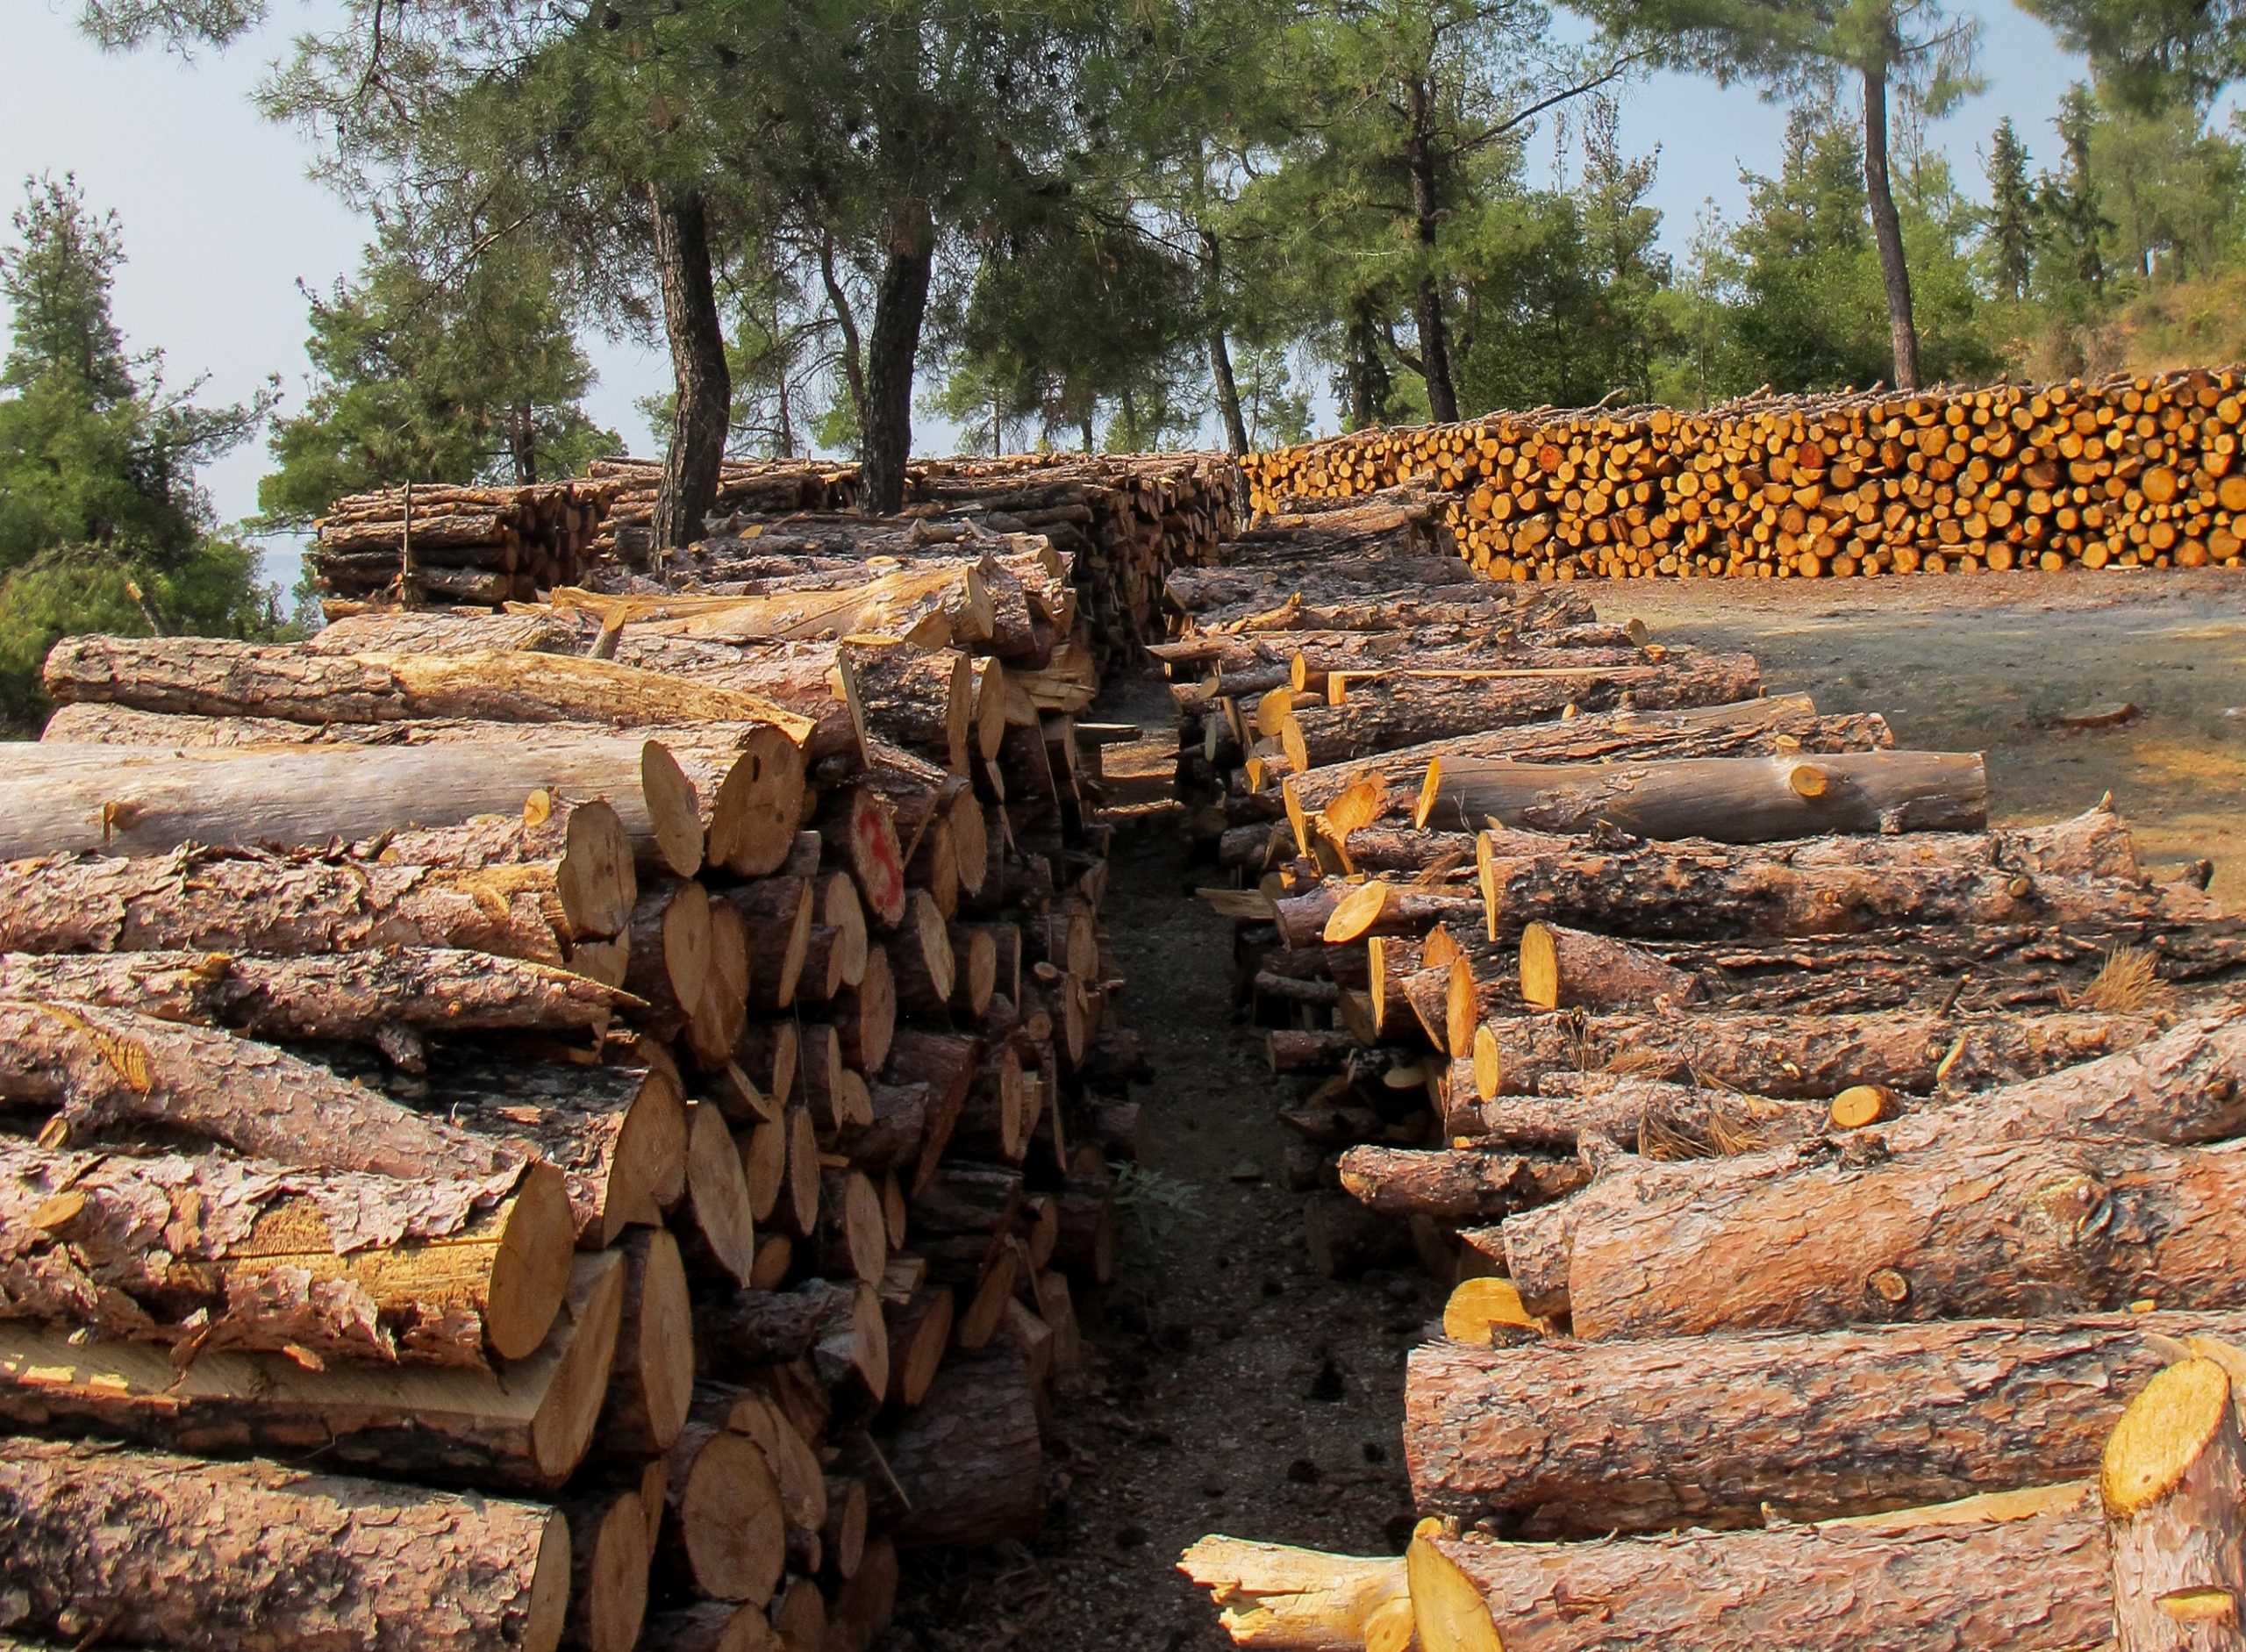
[1243,367,2246,580]
[313,481,613,614]
[586,458,865,566]
[3,538,1148,1648]
[1164,489,2246,1647]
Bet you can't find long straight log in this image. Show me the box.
[0,948,631,1044]
[0,999,524,1184]
[1401,1483,2108,1652]
[0,1248,624,1491]
[1407,1307,2246,1536]
[1554,1134,2246,1340]
[41,637,817,747]
[0,740,732,871]
[0,1140,574,1366]
[1471,803,2166,940]
[0,1435,571,1652]
[1462,1004,2164,1102]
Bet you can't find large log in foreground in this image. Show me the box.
[1401,1484,2111,1652]
[1406,1308,2246,1536]
[0,1434,571,1652]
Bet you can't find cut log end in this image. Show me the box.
[490,1162,580,1362]
[640,741,705,878]
[2102,1356,2233,1519]
[1405,1521,1501,1652]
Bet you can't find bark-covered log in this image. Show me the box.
[1406,1307,2246,1536]
[0,1141,574,1367]
[1518,921,1699,1012]
[841,639,973,773]
[1463,1003,2164,1102]
[876,1346,1045,1547]
[1398,1483,2108,1652]
[662,1420,786,1606]
[552,562,991,652]
[41,635,817,744]
[0,838,633,970]
[593,1229,693,1461]
[0,948,630,1045]
[0,737,766,879]
[1470,805,2157,939]
[0,1248,624,1491]
[1554,1134,2246,1341]
[1310,749,1990,845]
[1276,694,1894,814]
[1334,1148,1585,1225]
[561,1488,649,1652]
[1277,651,1766,770]
[0,999,524,1185]
[0,1435,571,1652]
[2101,1355,2246,1652]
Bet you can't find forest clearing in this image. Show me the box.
[0,368,2241,1648]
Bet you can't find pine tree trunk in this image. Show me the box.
[649,185,729,550]
[1210,331,1249,457]
[863,198,934,515]
[1407,80,1461,424]
[1862,61,1922,393]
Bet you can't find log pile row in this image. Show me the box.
[313,481,613,614]
[1160,492,2246,1647]
[586,459,865,567]
[1,540,1149,1648]
[1242,367,2246,581]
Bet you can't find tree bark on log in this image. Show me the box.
[2101,1355,2246,1652]
[1401,1483,2109,1652]
[1406,1307,2246,1536]
[0,1141,573,1367]
[0,740,733,874]
[0,1435,571,1652]
[0,999,524,1184]
[876,1345,1046,1547]
[0,948,631,1045]
[41,636,815,746]
[0,1247,622,1491]
[1335,1148,1585,1225]
[1554,1134,2246,1341]
[1278,654,1766,771]
[1518,921,1700,1012]
[1464,1004,2164,1102]
[1275,695,1893,812]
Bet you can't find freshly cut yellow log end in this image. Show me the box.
[1422,926,1463,970]
[1471,1023,1502,1102]
[1414,759,1444,832]
[639,740,705,878]
[1443,1277,1537,1343]
[1442,957,1477,1058]
[1324,880,1393,945]
[1625,618,1650,645]
[1829,1084,1899,1131]
[1255,687,1297,740]
[1788,762,1831,799]
[1326,775,1390,840]
[1518,921,1560,1012]
[1406,1524,1501,1652]
[2161,1588,2240,1626]
[2102,1356,2232,1518]
[1363,1593,1416,1652]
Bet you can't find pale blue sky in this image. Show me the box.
[4,0,2119,568]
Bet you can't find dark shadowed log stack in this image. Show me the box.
[1170,476,2246,1648]
[313,480,614,615]
[3,466,1169,1651]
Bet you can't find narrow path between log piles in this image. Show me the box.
[888,671,1421,1652]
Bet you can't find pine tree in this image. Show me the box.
[1985,118,2036,302]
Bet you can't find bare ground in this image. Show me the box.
[883,569,2246,1651]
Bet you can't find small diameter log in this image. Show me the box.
[890,890,958,1018]
[1335,1148,1586,1226]
[699,1280,886,1402]
[673,1101,759,1286]
[842,639,973,773]
[821,784,909,929]
[883,1028,980,1196]
[1400,1483,2109,1652]
[0,948,631,1045]
[593,1228,695,1459]
[832,944,897,1075]
[2102,1356,2246,1651]
[1517,922,1700,1012]
[0,1436,570,1652]
[883,1284,955,1408]
[877,1345,1047,1546]
[562,1488,651,1652]
[819,1169,891,1288]
[1407,1308,2246,1536]
[0,1141,572,1367]
[1554,1134,2246,1341]
[0,1246,624,1492]
[0,999,523,1185]
[633,1604,778,1652]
